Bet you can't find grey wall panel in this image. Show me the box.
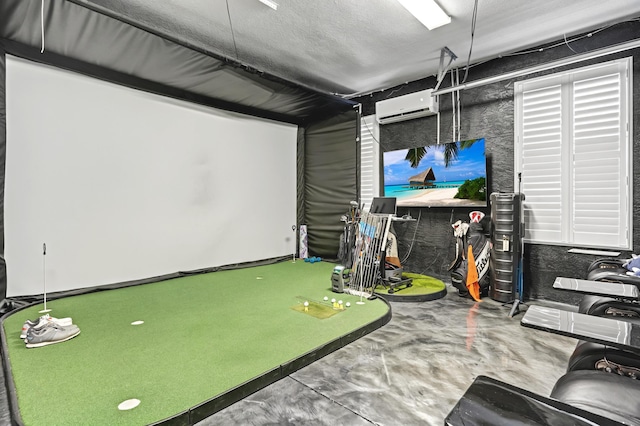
[357,21,640,303]
[304,112,357,258]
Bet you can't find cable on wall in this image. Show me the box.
[461,0,479,84]
[451,71,456,142]
[564,33,579,54]
[433,35,640,96]
[225,0,239,60]
[40,0,46,53]
[400,209,422,264]
[360,112,391,152]
[456,68,461,139]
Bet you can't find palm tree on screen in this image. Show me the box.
[404,138,480,168]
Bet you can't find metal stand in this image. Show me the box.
[348,212,393,302]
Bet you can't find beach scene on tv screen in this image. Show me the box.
[383,138,487,207]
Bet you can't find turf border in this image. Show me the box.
[374,287,447,303]
[373,273,449,303]
[0,265,392,426]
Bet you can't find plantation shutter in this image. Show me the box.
[515,57,631,249]
[360,115,380,210]
[518,84,563,243]
[572,69,627,247]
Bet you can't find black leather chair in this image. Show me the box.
[550,370,640,425]
[445,374,634,426]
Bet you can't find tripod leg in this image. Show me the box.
[508,299,520,318]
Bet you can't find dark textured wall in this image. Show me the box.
[356,21,640,304]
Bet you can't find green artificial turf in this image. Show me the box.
[2,261,389,425]
[375,272,446,296]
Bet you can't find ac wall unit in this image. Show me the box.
[375,89,439,124]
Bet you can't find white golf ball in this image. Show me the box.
[323,296,329,301]
[338,300,343,305]
[346,302,351,307]
[304,301,309,307]
[331,298,336,303]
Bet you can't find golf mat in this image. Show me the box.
[374,272,447,302]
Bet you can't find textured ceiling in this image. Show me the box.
[82,0,640,97]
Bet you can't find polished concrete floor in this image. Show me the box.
[0,285,578,425]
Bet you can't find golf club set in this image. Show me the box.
[19,313,81,348]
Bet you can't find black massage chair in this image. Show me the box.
[446,270,640,425]
[587,257,640,286]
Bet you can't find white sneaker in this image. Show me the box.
[25,323,81,348]
[20,315,73,339]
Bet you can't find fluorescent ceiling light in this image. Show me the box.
[258,0,278,10]
[398,0,451,30]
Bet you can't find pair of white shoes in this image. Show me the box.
[21,314,81,348]
[20,314,73,340]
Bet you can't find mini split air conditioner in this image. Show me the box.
[375,89,439,124]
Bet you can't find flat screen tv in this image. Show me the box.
[383,138,487,208]
[369,197,397,214]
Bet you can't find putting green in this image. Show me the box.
[375,272,446,296]
[2,261,389,425]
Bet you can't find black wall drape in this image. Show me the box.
[304,111,358,258]
[0,46,6,302]
[0,0,354,126]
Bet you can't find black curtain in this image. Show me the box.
[303,111,358,258]
[0,0,354,125]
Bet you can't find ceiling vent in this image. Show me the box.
[375,89,438,124]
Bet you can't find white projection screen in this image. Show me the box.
[5,56,298,297]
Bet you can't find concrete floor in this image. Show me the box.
[0,286,578,425]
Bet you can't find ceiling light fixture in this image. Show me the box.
[398,0,451,30]
[258,0,278,11]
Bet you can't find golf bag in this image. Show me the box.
[337,201,361,268]
[338,222,357,268]
[449,214,491,297]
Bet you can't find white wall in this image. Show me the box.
[5,56,298,297]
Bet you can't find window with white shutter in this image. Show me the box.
[514,57,632,250]
[360,115,380,210]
